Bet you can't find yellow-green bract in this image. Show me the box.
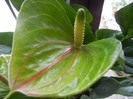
[5,0,122,98]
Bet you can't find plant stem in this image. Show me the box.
[4,91,13,99]
[74,8,85,48]
[0,73,8,86]
[5,0,17,19]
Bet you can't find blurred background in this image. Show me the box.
[100,0,133,30]
[0,0,17,32]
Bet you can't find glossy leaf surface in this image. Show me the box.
[0,55,10,98]
[8,0,122,98]
[96,29,125,70]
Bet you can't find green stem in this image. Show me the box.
[5,0,17,19]
[0,73,8,86]
[74,8,85,48]
[121,35,127,42]
[4,91,13,99]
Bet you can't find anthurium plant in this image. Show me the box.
[0,0,133,99]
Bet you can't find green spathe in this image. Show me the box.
[6,0,122,98]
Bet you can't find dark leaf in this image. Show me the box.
[115,3,133,37]
[80,95,90,99]
[0,32,13,55]
[122,38,133,48]
[96,29,122,40]
[124,46,133,57]
[10,0,25,11]
[114,77,133,96]
[127,28,133,38]
[122,38,133,74]
[124,57,133,74]
[0,32,13,46]
[92,77,121,98]
[117,86,133,96]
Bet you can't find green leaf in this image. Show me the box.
[9,91,70,99]
[96,29,122,40]
[7,0,122,98]
[10,0,25,11]
[128,28,133,38]
[0,32,13,55]
[123,38,133,74]
[0,81,9,98]
[119,78,133,85]
[111,65,133,77]
[0,55,10,98]
[80,95,90,99]
[123,38,133,48]
[123,44,133,57]
[115,3,133,37]
[0,32,13,46]
[112,50,125,72]
[91,77,121,98]
[117,50,125,68]
[83,24,96,44]
[113,38,133,76]
[96,29,125,70]
[89,91,97,99]
[0,55,10,78]
[124,57,133,74]
[57,0,76,27]
[8,92,42,99]
[113,77,133,96]
[117,86,133,96]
